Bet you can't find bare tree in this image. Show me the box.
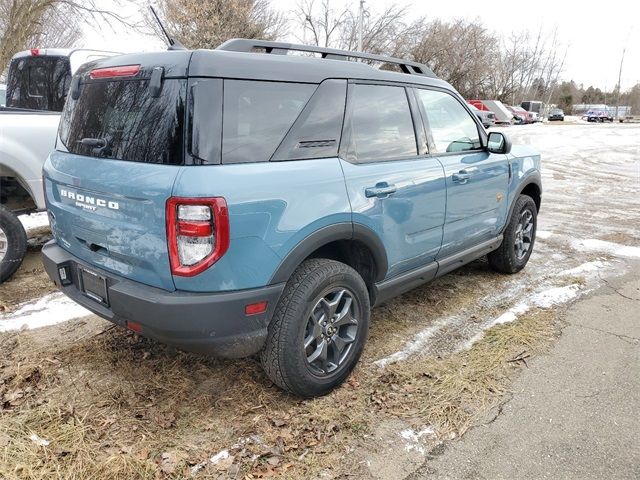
[295,0,347,48]
[295,0,408,57]
[401,19,499,98]
[146,0,287,50]
[339,3,407,55]
[492,28,566,103]
[0,0,136,76]
[399,18,567,103]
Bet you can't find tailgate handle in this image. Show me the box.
[77,237,108,255]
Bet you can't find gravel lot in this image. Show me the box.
[0,121,638,479]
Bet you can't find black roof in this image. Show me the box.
[84,39,451,90]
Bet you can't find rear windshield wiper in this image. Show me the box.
[77,137,112,157]
[78,137,107,148]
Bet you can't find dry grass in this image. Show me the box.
[0,250,55,313]
[0,300,560,479]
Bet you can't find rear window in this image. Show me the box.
[6,56,71,111]
[58,78,186,164]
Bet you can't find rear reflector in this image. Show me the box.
[90,64,141,79]
[245,301,268,316]
[126,321,143,333]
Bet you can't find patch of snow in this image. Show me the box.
[462,284,582,350]
[399,427,435,455]
[529,284,581,308]
[492,303,530,325]
[210,449,230,465]
[19,212,49,234]
[399,427,435,442]
[29,434,50,447]
[0,293,91,332]
[460,303,530,351]
[536,230,553,239]
[557,260,609,277]
[571,238,640,259]
[373,316,459,368]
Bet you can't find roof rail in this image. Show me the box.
[217,39,436,78]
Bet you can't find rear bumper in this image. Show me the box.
[41,241,285,358]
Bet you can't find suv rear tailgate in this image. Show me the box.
[44,151,180,290]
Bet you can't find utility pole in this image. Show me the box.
[358,0,364,52]
[615,46,626,120]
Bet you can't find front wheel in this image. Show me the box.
[261,259,370,397]
[488,195,537,274]
[0,204,28,283]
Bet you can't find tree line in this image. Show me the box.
[1,0,637,109]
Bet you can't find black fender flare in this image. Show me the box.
[269,222,388,284]
[504,171,542,230]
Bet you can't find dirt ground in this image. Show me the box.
[0,122,638,479]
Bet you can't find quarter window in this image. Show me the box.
[222,80,315,164]
[347,84,417,162]
[416,89,481,153]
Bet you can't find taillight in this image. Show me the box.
[166,197,230,276]
[89,64,140,79]
[30,48,40,56]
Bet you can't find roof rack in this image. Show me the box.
[217,39,436,78]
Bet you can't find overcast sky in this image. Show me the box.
[82,0,638,91]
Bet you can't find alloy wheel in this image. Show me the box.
[0,226,8,263]
[304,288,359,376]
[514,209,534,260]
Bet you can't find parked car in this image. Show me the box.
[468,103,496,128]
[469,100,514,124]
[506,105,534,124]
[42,39,542,397]
[0,48,117,283]
[0,84,6,107]
[584,110,613,122]
[521,100,544,116]
[548,108,565,121]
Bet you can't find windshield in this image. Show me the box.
[6,56,71,111]
[58,78,186,164]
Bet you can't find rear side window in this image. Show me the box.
[416,89,481,153]
[222,80,315,164]
[6,56,71,111]
[346,84,417,162]
[58,78,186,164]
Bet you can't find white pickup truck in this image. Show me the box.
[0,48,118,283]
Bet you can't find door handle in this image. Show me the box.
[365,182,397,198]
[452,167,478,184]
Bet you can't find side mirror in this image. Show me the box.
[487,131,511,154]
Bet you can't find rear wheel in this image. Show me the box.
[0,205,28,283]
[261,259,370,397]
[488,195,537,274]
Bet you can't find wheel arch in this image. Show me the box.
[0,156,39,210]
[501,172,541,235]
[269,223,388,301]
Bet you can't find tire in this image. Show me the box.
[0,204,28,284]
[261,258,370,397]
[488,195,537,274]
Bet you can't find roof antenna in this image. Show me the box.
[149,5,186,51]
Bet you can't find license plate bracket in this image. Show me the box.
[79,267,109,306]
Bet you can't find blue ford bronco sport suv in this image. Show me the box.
[42,39,541,397]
